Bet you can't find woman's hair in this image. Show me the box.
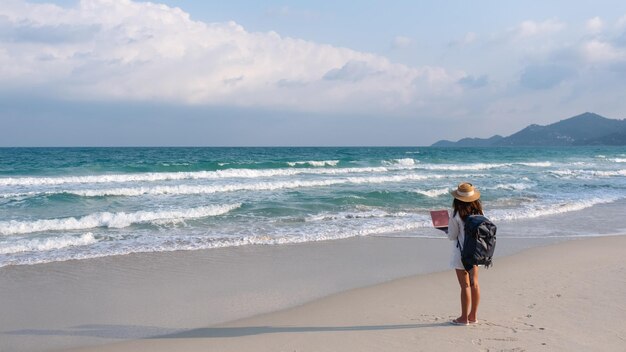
[452,198,484,221]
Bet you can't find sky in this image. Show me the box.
[2,0,626,146]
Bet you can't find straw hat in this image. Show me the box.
[450,182,481,202]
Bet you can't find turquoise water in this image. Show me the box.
[1,147,625,267]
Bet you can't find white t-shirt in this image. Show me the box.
[447,212,466,270]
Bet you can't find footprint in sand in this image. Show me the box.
[410,314,444,322]
[472,337,523,352]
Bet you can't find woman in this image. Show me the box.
[447,182,483,325]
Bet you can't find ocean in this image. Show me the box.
[1,147,625,267]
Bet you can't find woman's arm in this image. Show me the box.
[447,213,459,241]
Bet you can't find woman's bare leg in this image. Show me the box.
[468,266,480,322]
[454,269,470,323]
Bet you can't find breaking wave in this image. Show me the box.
[0,167,387,187]
[287,160,339,167]
[383,158,417,167]
[21,174,450,198]
[0,204,241,235]
[486,183,532,191]
[413,188,449,198]
[549,169,626,178]
[490,197,620,221]
[305,209,409,222]
[0,233,97,254]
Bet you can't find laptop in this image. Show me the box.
[430,209,449,232]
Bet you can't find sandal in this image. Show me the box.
[450,318,469,326]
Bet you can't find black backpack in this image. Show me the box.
[457,215,497,272]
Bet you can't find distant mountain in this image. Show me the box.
[433,135,504,147]
[431,112,626,147]
[578,131,626,146]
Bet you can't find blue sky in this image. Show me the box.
[2,0,626,146]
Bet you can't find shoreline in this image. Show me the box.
[1,200,626,351]
[72,234,626,352]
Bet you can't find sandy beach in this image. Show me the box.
[65,234,626,352]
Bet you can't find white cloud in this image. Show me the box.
[2,1,625,131]
[513,19,565,39]
[0,0,462,114]
[586,16,604,33]
[580,39,626,63]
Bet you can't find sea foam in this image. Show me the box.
[383,158,417,167]
[490,196,620,221]
[517,162,552,167]
[0,233,97,254]
[415,161,553,171]
[549,169,626,178]
[487,183,532,191]
[287,160,340,167]
[0,166,393,187]
[0,204,241,235]
[416,163,507,171]
[413,188,449,197]
[28,174,457,198]
[305,209,409,222]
